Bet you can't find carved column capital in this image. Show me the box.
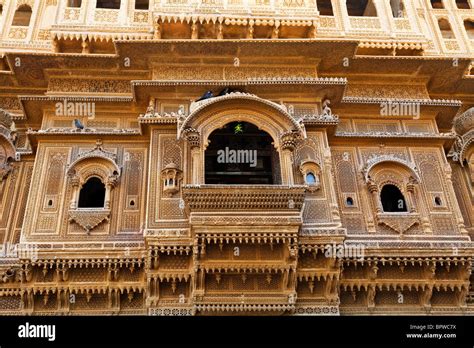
[280,131,298,152]
[183,128,201,149]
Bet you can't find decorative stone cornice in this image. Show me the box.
[67,140,121,177]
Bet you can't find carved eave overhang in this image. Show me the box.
[195,231,298,244]
[115,39,359,71]
[26,129,143,149]
[51,27,153,43]
[132,77,347,103]
[340,281,468,292]
[297,271,339,282]
[195,303,294,313]
[332,132,457,150]
[322,56,472,95]
[341,255,472,266]
[4,52,120,88]
[339,243,473,258]
[336,97,462,131]
[200,263,295,273]
[148,244,193,255]
[149,272,191,283]
[358,40,426,51]
[19,95,134,124]
[16,243,145,260]
[29,257,145,269]
[183,185,305,212]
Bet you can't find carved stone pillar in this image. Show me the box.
[406,176,417,213]
[68,173,80,209]
[444,163,468,234]
[367,179,382,213]
[184,128,201,185]
[280,132,297,185]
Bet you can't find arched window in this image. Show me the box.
[380,184,408,213]
[430,0,444,8]
[464,20,474,39]
[205,122,280,185]
[68,0,82,7]
[346,0,377,17]
[317,0,334,15]
[12,5,32,26]
[96,0,121,9]
[305,172,317,184]
[135,0,149,10]
[438,18,455,39]
[456,0,471,9]
[390,0,405,18]
[78,177,106,208]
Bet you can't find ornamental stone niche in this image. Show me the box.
[161,162,182,197]
[66,141,121,233]
[362,155,423,235]
[0,109,17,182]
[299,159,321,192]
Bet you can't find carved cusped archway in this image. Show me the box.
[178,93,304,185]
[67,142,121,233]
[363,157,421,235]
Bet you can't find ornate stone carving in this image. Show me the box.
[376,213,420,235]
[68,209,111,233]
[361,154,420,183]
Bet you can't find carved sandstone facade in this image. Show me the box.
[0,0,473,315]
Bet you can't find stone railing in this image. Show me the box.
[183,185,306,211]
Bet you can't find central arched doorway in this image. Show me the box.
[205,121,281,185]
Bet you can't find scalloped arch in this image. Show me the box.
[177,93,303,140]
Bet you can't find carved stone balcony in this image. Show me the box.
[183,185,305,212]
[68,209,111,233]
[376,212,420,235]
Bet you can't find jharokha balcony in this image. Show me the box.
[182,184,306,212]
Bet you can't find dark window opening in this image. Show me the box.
[438,18,455,38]
[68,0,82,7]
[380,184,408,212]
[430,0,444,8]
[390,0,405,18]
[306,172,317,184]
[12,5,32,26]
[48,200,53,207]
[464,20,474,39]
[317,0,334,15]
[456,0,470,9]
[0,5,3,16]
[434,196,442,206]
[346,0,377,17]
[96,0,121,9]
[78,177,106,208]
[130,200,135,206]
[346,197,354,206]
[135,0,149,10]
[205,122,280,185]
